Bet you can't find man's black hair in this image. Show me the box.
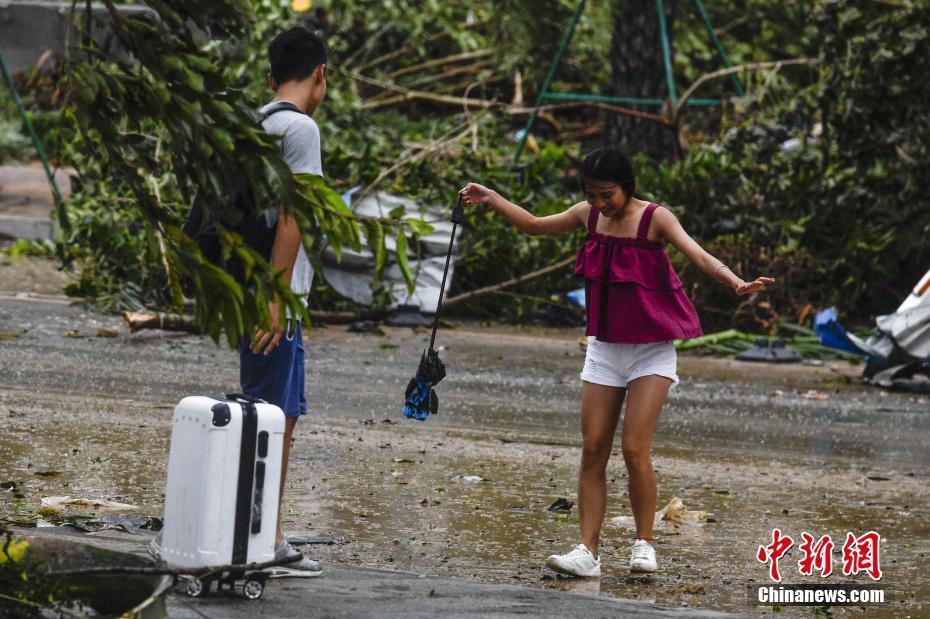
[269,27,328,85]
[579,146,635,200]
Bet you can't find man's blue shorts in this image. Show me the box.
[239,320,306,418]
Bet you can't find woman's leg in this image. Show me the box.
[578,381,626,555]
[621,375,671,540]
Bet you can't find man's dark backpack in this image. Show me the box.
[183,102,306,284]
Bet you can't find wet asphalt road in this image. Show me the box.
[1,294,928,617]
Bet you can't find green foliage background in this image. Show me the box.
[2,0,928,332]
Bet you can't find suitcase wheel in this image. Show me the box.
[185,577,208,598]
[243,578,265,600]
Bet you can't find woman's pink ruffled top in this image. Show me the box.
[573,203,703,344]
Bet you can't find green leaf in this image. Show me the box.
[394,224,414,294]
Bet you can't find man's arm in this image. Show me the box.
[250,206,301,355]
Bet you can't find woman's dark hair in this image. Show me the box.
[269,27,328,85]
[579,146,635,200]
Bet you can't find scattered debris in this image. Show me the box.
[735,338,803,364]
[286,534,346,546]
[385,304,430,328]
[451,475,486,483]
[34,470,64,477]
[800,390,832,400]
[348,320,385,335]
[547,498,574,513]
[40,496,140,512]
[610,497,710,528]
[676,327,861,360]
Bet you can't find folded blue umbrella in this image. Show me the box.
[402,196,463,421]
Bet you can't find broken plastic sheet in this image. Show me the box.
[320,191,462,312]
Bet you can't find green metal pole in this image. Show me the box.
[656,0,677,103]
[691,0,744,96]
[511,0,588,168]
[0,53,69,233]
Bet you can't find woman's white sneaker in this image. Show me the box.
[629,539,658,573]
[545,543,601,577]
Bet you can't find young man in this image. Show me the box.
[241,26,329,577]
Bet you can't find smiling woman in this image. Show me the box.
[460,144,773,577]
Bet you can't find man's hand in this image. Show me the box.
[251,301,284,355]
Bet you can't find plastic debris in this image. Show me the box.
[40,496,139,512]
[735,338,803,363]
[800,390,832,400]
[547,498,574,512]
[451,475,485,483]
[610,497,709,528]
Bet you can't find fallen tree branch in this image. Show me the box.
[340,68,497,111]
[122,308,382,333]
[508,101,672,126]
[353,116,483,206]
[381,49,493,81]
[672,58,820,121]
[443,256,576,310]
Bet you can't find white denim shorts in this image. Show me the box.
[580,337,679,388]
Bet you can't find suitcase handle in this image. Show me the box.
[226,393,268,405]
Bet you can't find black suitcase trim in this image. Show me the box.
[232,399,259,565]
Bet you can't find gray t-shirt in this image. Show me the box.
[259,101,322,301]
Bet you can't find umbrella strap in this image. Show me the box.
[428,196,464,351]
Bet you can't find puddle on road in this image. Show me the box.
[282,423,929,617]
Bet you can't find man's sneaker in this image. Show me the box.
[545,543,601,577]
[265,541,323,578]
[630,539,658,573]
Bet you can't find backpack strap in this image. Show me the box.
[586,204,599,233]
[636,203,659,240]
[259,101,306,123]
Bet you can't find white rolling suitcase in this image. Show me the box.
[161,394,285,572]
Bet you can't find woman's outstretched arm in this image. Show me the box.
[460,182,587,236]
[654,206,774,295]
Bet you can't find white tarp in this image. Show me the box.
[320,191,461,313]
[850,268,930,360]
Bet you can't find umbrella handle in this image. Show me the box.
[428,195,464,351]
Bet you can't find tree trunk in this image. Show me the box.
[605,0,678,159]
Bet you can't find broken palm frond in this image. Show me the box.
[675,328,864,361]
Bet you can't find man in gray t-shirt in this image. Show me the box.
[239,26,329,578]
[258,102,320,303]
